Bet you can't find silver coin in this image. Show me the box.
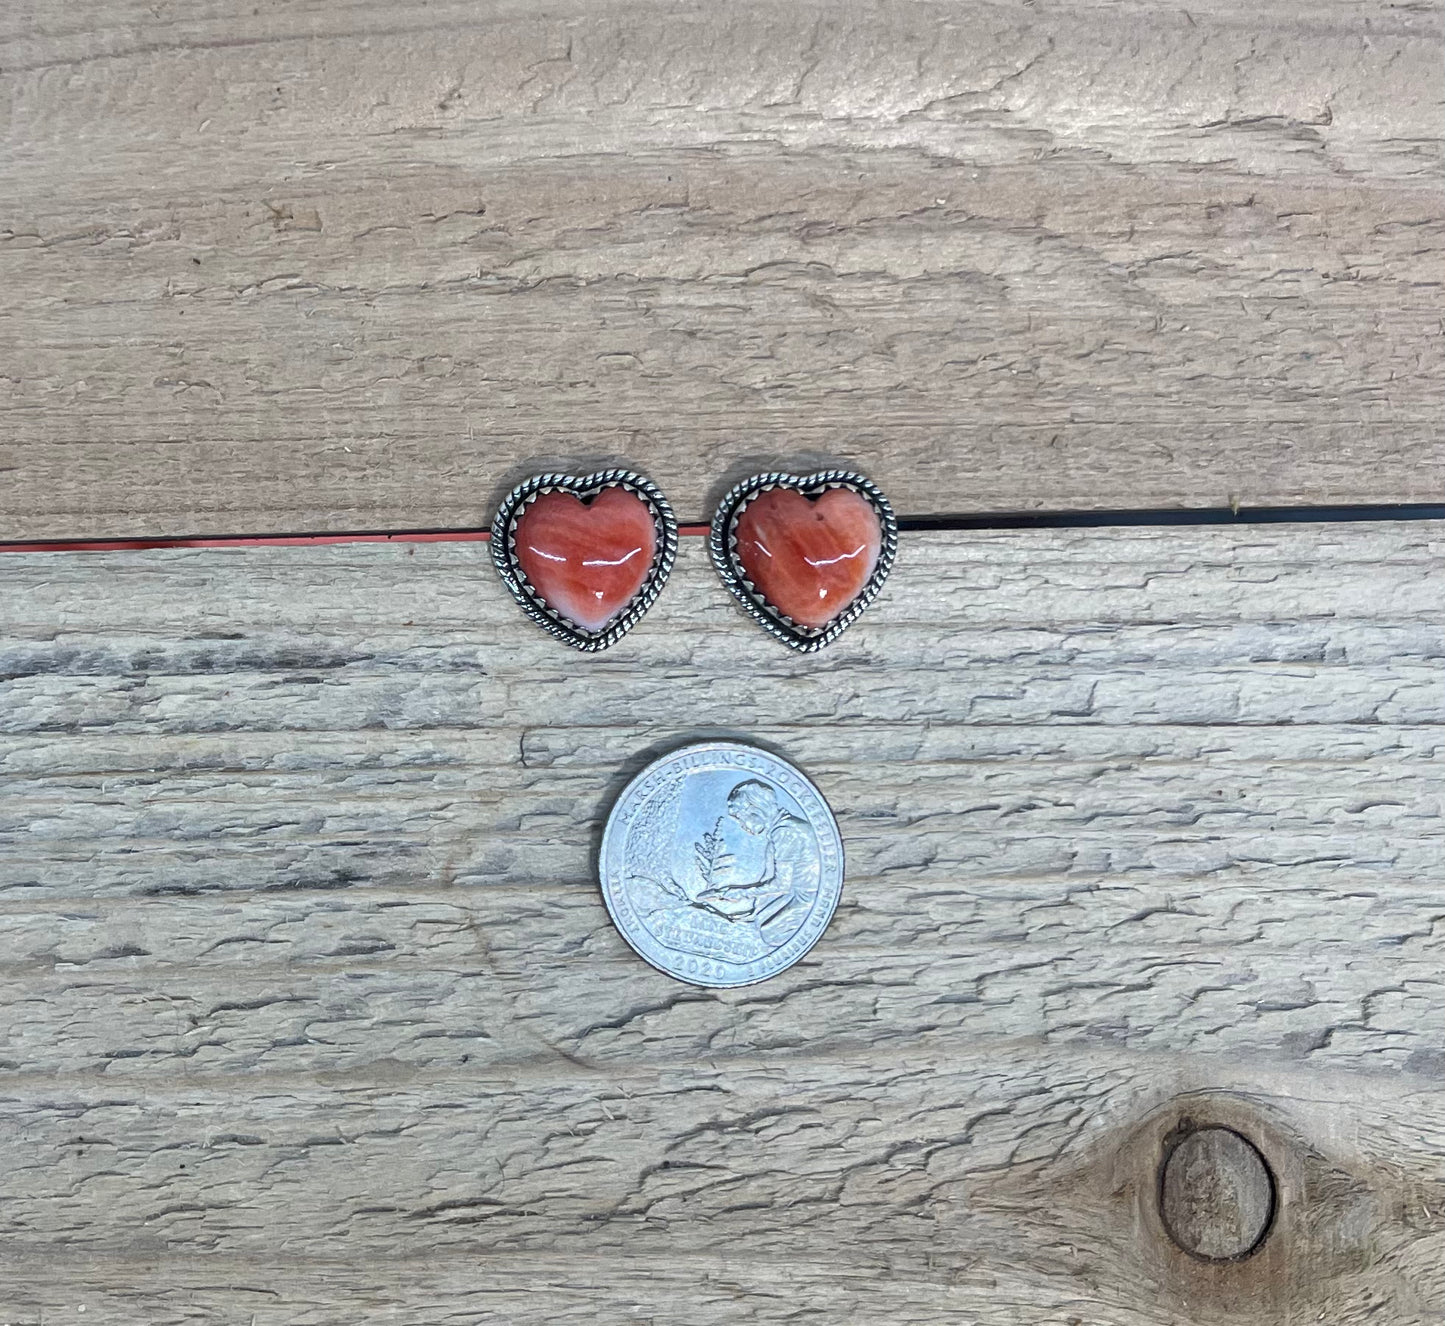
[600,742,845,988]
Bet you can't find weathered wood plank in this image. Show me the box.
[2,0,1441,537]
[2,524,1444,1321]
[2,1058,1442,1324]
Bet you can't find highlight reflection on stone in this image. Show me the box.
[734,487,882,630]
[514,487,657,632]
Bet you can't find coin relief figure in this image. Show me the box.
[686,781,820,943]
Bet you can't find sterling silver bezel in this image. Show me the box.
[491,469,677,652]
[708,469,898,653]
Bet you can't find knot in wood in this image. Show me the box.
[1160,1126,1275,1261]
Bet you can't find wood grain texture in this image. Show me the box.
[3,524,1445,1322]
[2,0,1442,538]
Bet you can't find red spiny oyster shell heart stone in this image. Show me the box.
[733,487,882,630]
[514,486,657,632]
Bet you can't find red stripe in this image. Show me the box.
[1,524,713,554]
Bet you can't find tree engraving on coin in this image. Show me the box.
[600,742,845,987]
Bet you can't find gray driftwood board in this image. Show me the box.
[1,0,1442,539]
[3,525,1445,1323]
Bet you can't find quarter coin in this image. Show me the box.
[599,742,845,988]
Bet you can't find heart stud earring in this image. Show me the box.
[709,469,897,652]
[492,470,677,651]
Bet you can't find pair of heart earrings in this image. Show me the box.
[491,469,898,653]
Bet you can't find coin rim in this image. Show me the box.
[599,741,846,988]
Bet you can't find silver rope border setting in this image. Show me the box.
[708,470,898,653]
[491,469,678,652]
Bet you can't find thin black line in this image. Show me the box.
[898,503,1445,532]
[4,503,1445,552]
